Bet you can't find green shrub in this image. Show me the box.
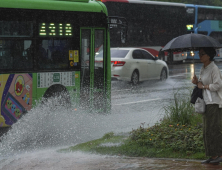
[102,132,115,139]
[129,90,205,156]
[163,90,197,125]
[129,123,204,153]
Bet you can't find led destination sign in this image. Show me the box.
[39,23,72,36]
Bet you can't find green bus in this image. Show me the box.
[0,0,111,129]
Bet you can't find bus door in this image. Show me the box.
[80,28,106,112]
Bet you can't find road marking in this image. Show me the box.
[112,89,132,92]
[112,98,162,106]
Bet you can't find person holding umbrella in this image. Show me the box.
[162,33,222,164]
[192,47,222,164]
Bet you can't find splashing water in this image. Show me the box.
[0,96,107,157]
[0,80,175,160]
[0,94,164,159]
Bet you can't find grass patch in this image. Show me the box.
[59,132,125,154]
[60,90,206,160]
[128,121,205,159]
[60,131,205,159]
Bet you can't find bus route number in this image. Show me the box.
[39,23,72,36]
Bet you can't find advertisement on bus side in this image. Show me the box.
[0,74,33,127]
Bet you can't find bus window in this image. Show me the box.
[198,8,206,21]
[104,0,187,52]
[81,29,91,90]
[0,40,33,70]
[94,29,104,89]
[215,10,222,20]
[0,21,33,37]
[186,7,195,22]
[0,20,33,71]
[37,39,70,69]
[210,32,222,44]
[80,29,91,109]
[198,31,208,35]
[206,10,214,20]
[93,29,105,110]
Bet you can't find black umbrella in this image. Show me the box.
[162,33,222,52]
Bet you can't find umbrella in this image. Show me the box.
[162,33,222,75]
[162,33,222,52]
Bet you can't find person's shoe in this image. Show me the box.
[201,158,214,164]
[209,157,222,164]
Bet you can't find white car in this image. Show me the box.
[110,48,169,85]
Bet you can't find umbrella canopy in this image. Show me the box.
[162,33,222,52]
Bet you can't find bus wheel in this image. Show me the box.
[160,68,167,81]
[131,70,139,85]
[43,84,71,107]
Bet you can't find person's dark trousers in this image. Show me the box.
[203,104,222,156]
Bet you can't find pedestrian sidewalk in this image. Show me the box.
[2,152,222,170]
[94,157,222,170]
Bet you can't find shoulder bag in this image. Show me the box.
[190,86,203,104]
[191,68,203,104]
[191,68,205,113]
[195,97,205,114]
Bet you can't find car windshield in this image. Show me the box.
[111,49,129,58]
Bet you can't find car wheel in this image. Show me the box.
[131,70,139,85]
[160,68,167,81]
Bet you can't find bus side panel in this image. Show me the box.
[0,73,33,127]
[35,71,80,107]
[31,73,37,107]
[66,71,81,108]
